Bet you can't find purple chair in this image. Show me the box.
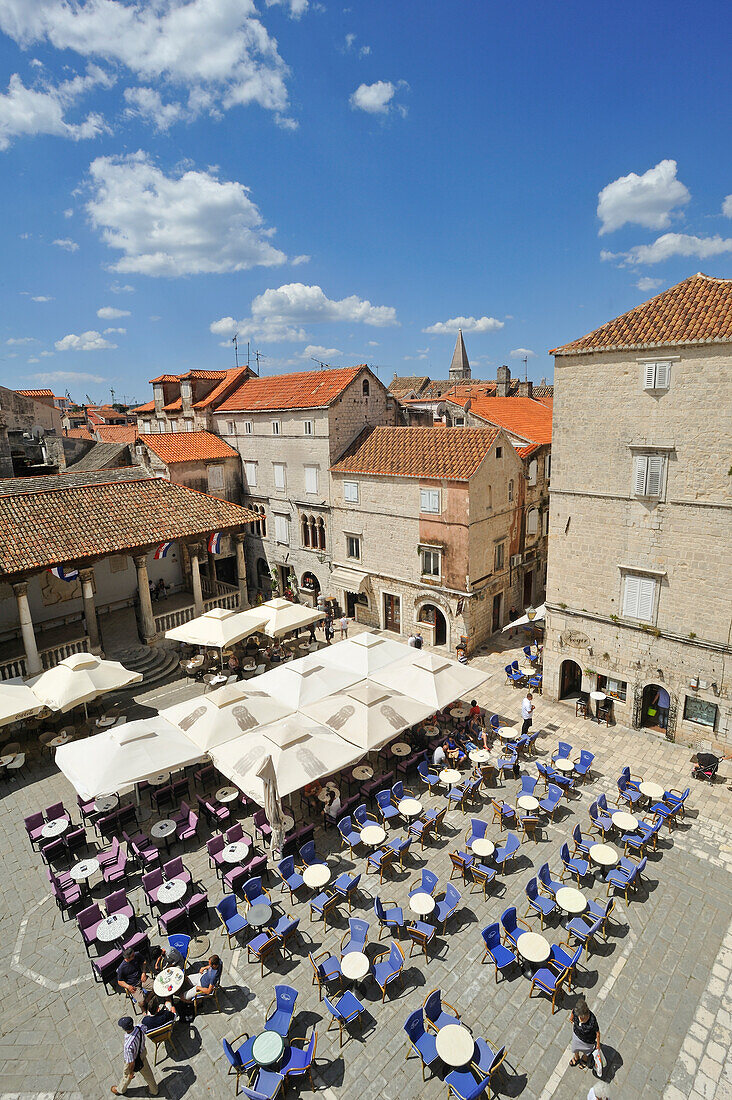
[65,826,87,858]
[105,889,135,924]
[142,868,163,909]
[224,865,248,893]
[206,798,230,826]
[253,809,272,844]
[186,889,209,926]
[101,846,127,884]
[40,836,66,865]
[24,812,46,849]
[128,833,160,870]
[176,807,198,844]
[77,795,97,824]
[44,801,69,823]
[91,947,123,994]
[97,837,121,868]
[157,905,188,935]
[207,834,226,878]
[163,856,192,887]
[50,878,82,920]
[242,853,268,881]
[123,930,150,955]
[226,823,244,844]
[77,903,103,956]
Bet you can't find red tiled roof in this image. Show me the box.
[193,367,249,409]
[331,425,499,481]
[0,477,257,580]
[163,397,183,412]
[218,366,366,413]
[148,374,181,384]
[95,425,138,444]
[551,273,732,355]
[65,427,95,440]
[448,395,553,445]
[181,369,232,380]
[17,388,54,398]
[515,443,540,459]
[133,401,156,414]
[141,431,238,464]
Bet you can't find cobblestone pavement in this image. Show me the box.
[2,631,731,1099]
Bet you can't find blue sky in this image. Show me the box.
[0,0,730,405]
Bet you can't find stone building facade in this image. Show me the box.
[134,367,250,433]
[544,273,732,751]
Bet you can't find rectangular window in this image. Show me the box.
[683,696,717,729]
[421,548,441,577]
[274,513,289,545]
[346,535,361,560]
[508,479,514,502]
[244,420,253,435]
[226,421,235,436]
[643,361,671,391]
[597,674,627,702]
[622,573,657,622]
[496,446,502,458]
[273,462,286,491]
[271,420,281,435]
[304,466,318,494]
[543,510,550,536]
[184,419,194,431]
[303,419,314,436]
[494,542,505,571]
[545,454,551,483]
[207,464,224,491]
[141,421,151,434]
[528,459,538,486]
[344,481,359,503]
[420,488,441,514]
[244,461,257,487]
[526,508,539,535]
[633,454,666,499]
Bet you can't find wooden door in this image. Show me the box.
[384,593,401,633]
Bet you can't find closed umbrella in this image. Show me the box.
[302,680,433,751]
[370,650,488,710]
[256,657,361,708]
[29,652,143,713]
[258,597,324,638]
[162,683,294,752]
[256,753,286,856]
[0,679,45,728]
[316,631,415,677]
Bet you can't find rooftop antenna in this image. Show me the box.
[232,334,239,369]
[253,348,265,376]
[523,356,528,382]
[310,357,330,370]
[110,387,116,405]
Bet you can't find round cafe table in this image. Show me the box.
[553,758,574,773]
[96,914,130,943]
[281,814,295,833]
[469,749,491,764]
[589,843,619,879]
[450,705,470,719]
[409,891,436,917]
[157,879,187,905]
[590,690,607,721]
[216,786,240,804]
[303,864,331,889]
[317,784,340,803]
[360,824,386,847]
[353,765,374,782]
[640,781,665,801]
[515,930,551,965]
[96,715,118,729]
[517,795,539,812]
[94,795,118,814]
[497,726,517,741]
[151,819,176,849]
[49,733,72,748]
[612,811,638,833]
[41,817,69,839]
[247,903,273,928]
[153,966,184,998]
[149,773,171,787]
[252,1030,285,1067]
[470,837,495,859]
[70,857,100,890]
[398,797,423,818]
[341,951,370,981]
[436,1024,475,1068]
[439,768,462,788]
[391,742,411,757]
[555,886,587,917]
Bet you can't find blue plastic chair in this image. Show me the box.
[222,1033,257,1089]
[494,832,519,872]
[241,876,270,909]
[270,913,300,956]
[500,905,529,949]
[617,776,642,807]
[552,741,572,762]
[337,815,362,855]
[264,985,298,1036]
[563,913,604,956]
[407,919,436,958]
[239,1069,285,1100]
[491,799,516,829]
[519,775,537,797]
[489,715,501,733]
[480,923,516,983]
[372,940,405,1001]
[529,957,571,1014]
[538,785,563,820]
[280,1029,316,1087]
[573,750,594,781]
[310,891,340,927]
[445,1068,492,1100]
[522,645,536,662]
[392,780,406,802]
[418,761,441,792]
[385,835,412,868]
[524,877,556,929]
[404,1008,439,1080]
[537,862,562,897]
[276,855,304,901]
[586,896,616,941]
[423,988,461,1031]
[470,861,496,900]
[167,933,191,964]
[472,1038,508,1094]
[376,789,400,825]
[216,894,247,947]
[374,895,404,939]
[560,841,590,883]
[341,917,369,955]
[333,871,361,910]
[409,869,438,898]
[353,803,370,828]
[572,822,593,857]
[623,819,661,855]
[589,799,613,838]
[434,883,461,930]
[298,841,325,869]
[549,943,583,990]
[619,765,642,793]
[309,950,342,1001]
[465,818,489,846]
[324,991,365,1047]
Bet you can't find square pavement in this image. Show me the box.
[2,632,731,1099]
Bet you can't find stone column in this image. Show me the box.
[189,544,204,616]
[133,554,157,642]
[13,581,42,676]
[235,533,248,608]
[78,568,101,654]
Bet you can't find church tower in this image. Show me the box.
[448,329,471,382]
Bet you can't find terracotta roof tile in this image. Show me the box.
[447,395,553,445]
[515,443,540,458]
[16,388,55,398]
[181,369,233,381]
[133,400,156,413]
[0,477,257,579]
[163,397,183,412]
[65,427,95,440]
[331,425,499,481]
[95,425,138,444]
[141,430,239,464]
[148,374,181,384]
[551,273,732,355]
[217,366,366,413]
[193,367,249,408]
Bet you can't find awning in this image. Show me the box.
[330,566,368,592]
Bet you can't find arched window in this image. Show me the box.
[302,516,310,547]
[255,505,266,538]
[317,517,326,550]
[508,479,514,503]
[362,378,370,397]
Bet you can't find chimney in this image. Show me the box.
[518,379,533,398]
[496,364,511,397]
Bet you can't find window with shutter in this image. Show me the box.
[273,463,286,491]
[344,481,359,503]
[643,362,671,390]
[528,459,538,485]
[207,464,224,491]
[304,466,318,494]
[244,462,257,487]
[622,575,640,617]
[622,573,657,622]
[644,362,657,390]
[244,421,253,434]
[634,456,649,496]
[420,489,440,513]
[646,455,665,497]
[526,508,538,535]
[274,514,289,544]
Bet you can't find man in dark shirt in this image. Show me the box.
[155,945,185,972]
[141,996,176,1034]
[117,948,153,1007]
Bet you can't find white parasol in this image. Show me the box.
[28,652,143,713]
[256,656,361,708]
[257,597,324,638]
[161,683,294,752]
[165,606,268,661]
[502,603,546,631]
[0,679,45,728]
[315,631,415,677]
[370,649,488,710]
[302,679,433,751]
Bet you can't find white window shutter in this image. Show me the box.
[622,575,640,617]
[637,577,656,621]
[634,456,648,496]
[526,508,538,535]
[305,466,318,493]
[655,362,670,389]
[644,363,657,389]
[646,455,665,498]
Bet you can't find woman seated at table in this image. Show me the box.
[445,735,466,767]
[227,653,241,679]
[302,780,322,810]
[321,788,342,829]
[141,994,176,1034]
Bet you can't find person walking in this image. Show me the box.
[324,615,334,644]
[340,614,349,639]
[111,1016,158,1095]
[521,691,535,737]
[568,996,602,1069]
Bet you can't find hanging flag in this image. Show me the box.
[49,565,79,582]
[154,540,173,559]
[208,531,222,554]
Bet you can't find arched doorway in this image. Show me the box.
[301,571,320,595]
[559,659,582,699]
[419,603,448,646]
[641,683,670,731]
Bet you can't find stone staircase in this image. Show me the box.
[108,644,182,692]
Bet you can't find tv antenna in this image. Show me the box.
[110,387,116,405]
[252,349,266,375]
[523,356,528,382]
[232,334,239,369]
[310,357,331,370]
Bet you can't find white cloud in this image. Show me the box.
[344,32,370,57]
[211,282,398,342]
[40,350,54,357]
[359,46,371,58]
[55,330,117,351]
[86,152,287,276]
[27,356,40,363]
[350,80,399,115]
[301,344,342,361]
[423,315,504,335]
[6,336,37,345]
[602,232,732,266]
[597,159,690,235]
[30,369,106,384]
[723,195,732,218]
[103,326,126,334]
[291,254,310,266]
[0,65,111,150]
[345,33,356,49]
[510,348,536,359]
[0,0,291,126]
[97,306,130,319]
[123,86,186,132]
[636,276,662,292]
[53,237,79,251]
[149,314,161,322]
[31,295,54,302]
[110,282,135,293]
[265,0,309,17]
[63,207,73,217]
[367,340,379,347]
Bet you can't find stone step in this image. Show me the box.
[110,645,182,692]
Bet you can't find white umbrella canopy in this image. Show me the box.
[256,657,361,709]
[370,650,488,710]
[501,603,546,631]
[209,714,358,802]
[302,679,433,751]
[29,652,143,713]
[315,631,416,677]
[161,683,294,753]
[55,716,204,801]
[258,597,324,638]
[0,679,45,728]
[165,605,268,649]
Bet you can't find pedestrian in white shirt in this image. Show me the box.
[432,743,446,767]
[521,692,535,736]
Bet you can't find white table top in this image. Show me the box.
[612,811,638,832]
[153,966,184,997]
[409,891,436,916]
[640,781,665,800]
[70,857,100,882]
[439,768,462,785]
[281,814,295,833]
[0,753,18,766]
[151,819,176,839]
[49,734,72,748]
[94,796,118,813]
[516,931,551,963]
[391,742,411,757]
[517,795,539,811]
[157,878,187,904]
[341,951,370,980]
[470,837,495,858]
[590,691,607,701]
[497,727,517,740]
[353,765,374,781]
[360,824,386,846]
[149,773,171,786]
[398,797,423,818]
[469,749,491,764]
[553,758,574,773]
[41,817,69,838]
[555,886,587,915]
[303,864,331,888]
[96,914,130,942]
[589,843,619,867]
[216,786,240,803]
[222,842,249,863]
[317,785,340,803]
[435,1024,475,1067]
[450,705,470,718]
[96,716,118,729]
